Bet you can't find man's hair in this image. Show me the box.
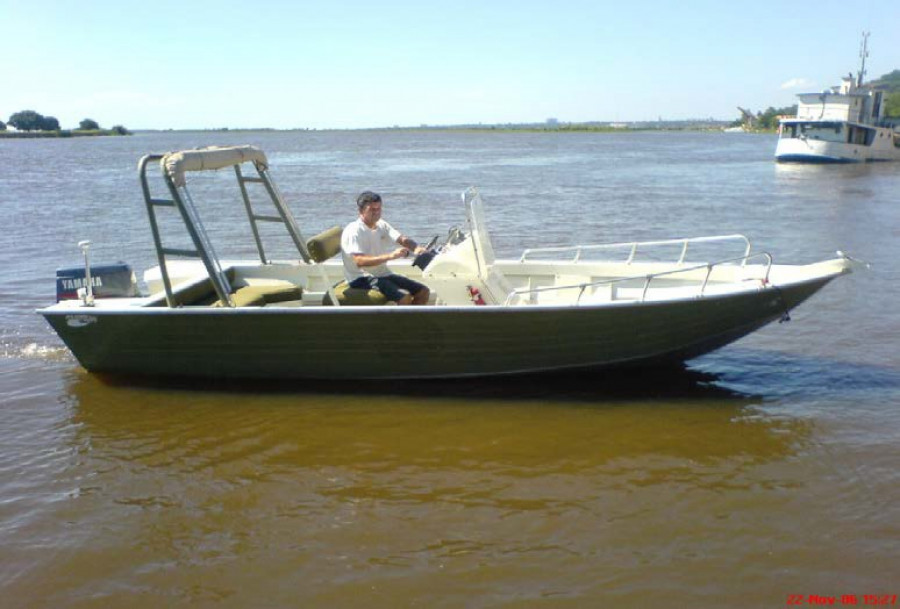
[357,191,382,210]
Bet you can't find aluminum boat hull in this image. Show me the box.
[41,275,833,380]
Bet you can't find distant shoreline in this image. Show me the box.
[0,130,130,139]
[1,123,752,137]
[130,122,738,134]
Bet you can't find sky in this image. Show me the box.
[2,0,899,130]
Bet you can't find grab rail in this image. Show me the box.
[503,252,774,306]
[519,234,752,266]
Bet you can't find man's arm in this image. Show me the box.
[397,235,426,256]
[352,248,408,267]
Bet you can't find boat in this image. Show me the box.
[776,33,900,163]
[38,145,861,380]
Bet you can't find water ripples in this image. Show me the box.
[3,131,900,605]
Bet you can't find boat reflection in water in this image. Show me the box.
[67,361,807,476]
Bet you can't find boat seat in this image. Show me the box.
[322,280,388,306]
[145,268,237,307]
[145,267,302,308]
[212,284,303,307]
[306,226,387,306]
[307,226,342,263]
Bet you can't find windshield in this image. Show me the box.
[780,122,844,142]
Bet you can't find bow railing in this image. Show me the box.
[504,251,774,306]
[519,234,752,266]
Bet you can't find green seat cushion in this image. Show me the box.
[213,284,303,307]
[323,280,388,306]
[146,268,237,307]
[307,226,342,263]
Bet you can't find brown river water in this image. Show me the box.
[1,131,898,607]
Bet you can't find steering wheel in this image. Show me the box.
[412,228,467,270]
[412,234,441,270]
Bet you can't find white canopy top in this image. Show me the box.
[162,145,268,187]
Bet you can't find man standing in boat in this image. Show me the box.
[341,191,430,305]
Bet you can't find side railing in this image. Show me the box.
[503,252,774,306]
[519,234,752,266]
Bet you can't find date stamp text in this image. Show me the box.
[787,595,898,606]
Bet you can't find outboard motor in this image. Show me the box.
[56,262,139,302]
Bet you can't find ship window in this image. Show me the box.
[799,122,844,142]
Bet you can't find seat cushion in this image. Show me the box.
[213,284,303,307]
[146,268,237,307]
[306,226,343,263]
[323,280,388,306]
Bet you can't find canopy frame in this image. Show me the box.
[138,145,311,308]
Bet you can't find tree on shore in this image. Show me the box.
[5,110,129,134]
[885,92,900,118]
[0,120,6,131]
[8,110,46,131]
[731,105,796,130]
[7,110,62,131]
[40,116,60,131]
[757,106,796,129]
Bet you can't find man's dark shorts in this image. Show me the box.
[349,274,427,302]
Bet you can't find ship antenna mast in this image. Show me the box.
[857,31,869,88]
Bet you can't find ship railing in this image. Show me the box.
[503,251,773,306]
[519,234,752,266]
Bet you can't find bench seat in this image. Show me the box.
[213,284,303,307]
[322,280,387,306]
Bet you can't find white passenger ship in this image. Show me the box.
[776,34,900,163]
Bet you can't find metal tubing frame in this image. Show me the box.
[503,252,774,306]
[235,165,269,264]
[520,234,753,265]
[139,153,234,307]
[138,151,315,308]
[257,167,311,264]
[139,154,177,307]
[163,177,234,308]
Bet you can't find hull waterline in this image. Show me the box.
[775,154,856,164]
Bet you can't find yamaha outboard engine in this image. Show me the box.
[56,240,140,303]
[56,263,139,302]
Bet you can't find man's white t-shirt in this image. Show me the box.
[341,218,402,282]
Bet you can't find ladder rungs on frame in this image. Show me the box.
[160,247,201,258]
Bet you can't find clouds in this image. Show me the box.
[780,78,815,90]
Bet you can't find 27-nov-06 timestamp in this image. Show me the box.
[787,595,897,606]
